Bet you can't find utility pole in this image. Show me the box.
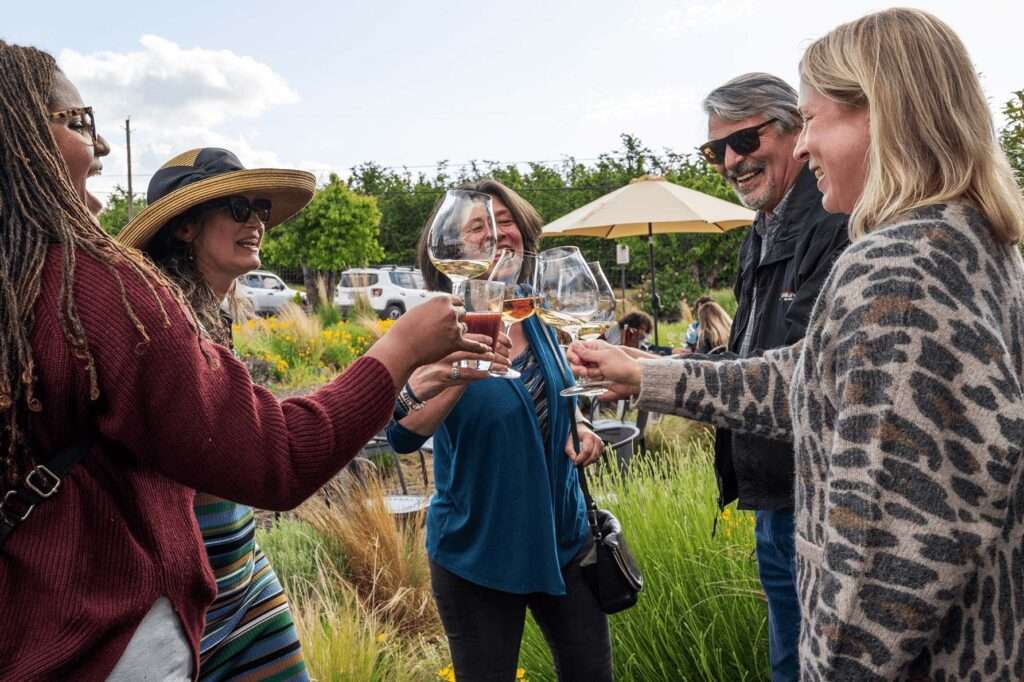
[125,118,134,220]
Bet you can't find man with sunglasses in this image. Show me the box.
[699,73,849,682]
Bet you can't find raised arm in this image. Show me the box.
[635,342,801,442]
[78,256,478,510]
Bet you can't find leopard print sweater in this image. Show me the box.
[637,203,1024,680]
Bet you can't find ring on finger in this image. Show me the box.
[450,362,461,381]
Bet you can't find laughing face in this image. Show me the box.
[48,71,110,216]
[795,83,871,215]
[706,113,803,212]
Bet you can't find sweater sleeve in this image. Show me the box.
[635,341,800,442]
[800,231,1024,678]
[386,418,431,454]
[79,259,398,510]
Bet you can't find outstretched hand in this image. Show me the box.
[407,332,512,401]
[566,340,643,402]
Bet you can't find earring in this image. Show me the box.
[186,242,196,262]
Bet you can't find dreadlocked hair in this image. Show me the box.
[0,42,204,486]
[145,205,233,347]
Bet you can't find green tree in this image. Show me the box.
[1000,90,1024,187]
[97,185,147,236]
[261,174,384,308]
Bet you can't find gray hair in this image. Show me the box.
[702,73,802,133]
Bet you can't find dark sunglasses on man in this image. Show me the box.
[698,118,778,165]
[208,196,273,224]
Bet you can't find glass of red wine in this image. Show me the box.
[455,279,506,371]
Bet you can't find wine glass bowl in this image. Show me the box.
[535,247,600,397]
[456,279,505,372]
[427,190,498,287]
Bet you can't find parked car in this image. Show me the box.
[334,266,444,319]
[235,270,304,315]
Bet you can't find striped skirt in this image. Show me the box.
[195,494,308,681]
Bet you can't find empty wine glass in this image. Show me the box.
[535,247,598,397]
[426,190,497,289]
[572,261,616,396]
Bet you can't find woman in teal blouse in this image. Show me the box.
[387,179,612,681]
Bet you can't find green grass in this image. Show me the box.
[260,438,769,681]
[517,439,768,681]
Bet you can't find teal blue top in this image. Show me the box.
[386,316,589,595]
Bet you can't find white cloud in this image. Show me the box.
[58,35,300,204]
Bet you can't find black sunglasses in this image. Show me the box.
[209,196,273,224]
[698,118,778,165]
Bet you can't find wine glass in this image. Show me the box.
[572,261,616,396]
[426,189,497,289]
[485,250,540,380]
[535,247,598,397]
[456,279,506,372]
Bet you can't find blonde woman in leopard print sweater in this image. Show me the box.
[570,9,1024,680]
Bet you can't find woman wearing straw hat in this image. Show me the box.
[0,41,495,679]
[118,148,509,680]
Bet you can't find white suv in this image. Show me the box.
[235,270,304,315]
[334,266,443,320]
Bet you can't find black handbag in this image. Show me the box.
[577,463,644,614]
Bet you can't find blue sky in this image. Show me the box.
[6,1,1022,203]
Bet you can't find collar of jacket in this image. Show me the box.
[748,164,822,268]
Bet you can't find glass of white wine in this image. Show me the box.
[535,246,599,397]
[427,189,497,289]
[572,261,616,396]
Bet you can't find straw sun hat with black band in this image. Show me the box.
[118,148,315,250]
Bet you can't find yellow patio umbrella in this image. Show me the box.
[541,175,754,345]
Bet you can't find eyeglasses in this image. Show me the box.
[48,106,97,145]
[698,118,777,165]
[209,196,273,224]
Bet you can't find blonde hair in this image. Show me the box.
[697,301,732,351]
[799,8,1024,243]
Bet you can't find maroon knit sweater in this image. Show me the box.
[0,246,398,680]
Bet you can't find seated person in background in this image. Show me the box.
[693,300,732,354]
[677,295,714,354]
[603,310,653,348]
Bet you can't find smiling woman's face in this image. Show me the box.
[47,71,110,215]
[177,193,267,296]
[794,83,871,214]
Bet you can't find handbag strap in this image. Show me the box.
[0,435,94,550]
[536,324,604,542]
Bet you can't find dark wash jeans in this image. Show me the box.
[429,548,613,682]
[755,508,800,682]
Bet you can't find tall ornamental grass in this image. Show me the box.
[518,437,769,681]
[259,437,770,681]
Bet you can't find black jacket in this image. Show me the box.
[715,165,849,511]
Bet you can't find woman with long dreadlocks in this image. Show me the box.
[0,42,492,679]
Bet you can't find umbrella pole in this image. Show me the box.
[647,222,659,346]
